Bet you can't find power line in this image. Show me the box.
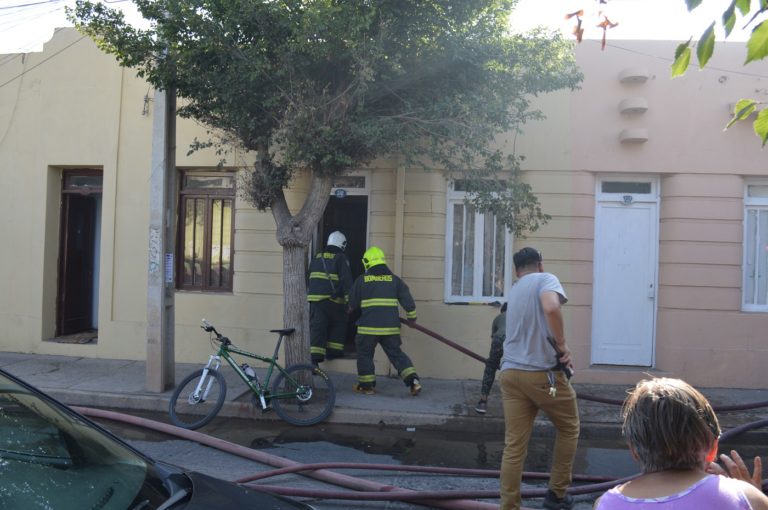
[0,34,85,90]
[0,0,62,10]
[0,4,64,27]
[0,54,22,67]
[589,39,768,80]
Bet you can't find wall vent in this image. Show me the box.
[619,128,649,143]
[619,97,649,114]
[618,67,650,84]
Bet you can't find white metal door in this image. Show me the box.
[591,179,658,366]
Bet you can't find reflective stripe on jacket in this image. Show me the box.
[307,251,353,304]
[348,265,416,333]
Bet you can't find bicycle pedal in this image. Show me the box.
[261,406,273,414]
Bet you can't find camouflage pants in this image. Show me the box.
[480,335,504,397]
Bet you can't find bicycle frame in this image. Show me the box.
[203,330,303,410]
[170,320,336,429]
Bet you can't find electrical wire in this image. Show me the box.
[0,0,63,10]
[0,4,65,30]
[588,39,768,79]
[0,33,85,90]
[0,1,68,54]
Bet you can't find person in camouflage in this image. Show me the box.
[475,302,507,414]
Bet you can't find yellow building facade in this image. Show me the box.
[1,29,767,388]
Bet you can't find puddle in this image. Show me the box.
[99,411,766,483]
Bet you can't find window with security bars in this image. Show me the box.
[445,183,511,303]
[744,183,768,311]
[178,172,235,292]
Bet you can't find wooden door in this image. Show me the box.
[57,194,97,335]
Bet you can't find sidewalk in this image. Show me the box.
[2,351,768,437]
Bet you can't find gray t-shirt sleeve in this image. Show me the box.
[541,272,567,305]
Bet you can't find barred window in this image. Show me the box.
[178,172,235,292]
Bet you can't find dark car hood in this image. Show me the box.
[183,471,313,510]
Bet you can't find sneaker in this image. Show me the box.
[474,400,487,414]
[409,379,422,396]
[542,489,574,510]
[352,383,375,395]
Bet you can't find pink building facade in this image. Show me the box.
[514,40,768,388]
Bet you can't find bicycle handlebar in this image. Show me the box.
[201,319,229,343]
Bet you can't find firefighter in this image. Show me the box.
[307,231,353,365]
[347,246,422,396]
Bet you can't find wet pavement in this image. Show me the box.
[2,351,767,435]
[100,413,614,509]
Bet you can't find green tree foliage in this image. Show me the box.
[672,0,768,145]
[69,0,581,365]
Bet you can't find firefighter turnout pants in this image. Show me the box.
[309,300,347,363]
[354,333,418,388]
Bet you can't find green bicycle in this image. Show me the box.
[168,319,336,429]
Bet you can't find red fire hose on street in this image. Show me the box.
[399,318,768,413]
[76,407,503,509]
[70,321,768,507]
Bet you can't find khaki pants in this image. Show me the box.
[499,368,580,510]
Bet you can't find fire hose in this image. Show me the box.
[399,318,768,412]
[70,321,768,507]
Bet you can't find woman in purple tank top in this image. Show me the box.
[594,377,768,510]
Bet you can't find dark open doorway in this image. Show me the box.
[319,194,368,354]
[57,171,102,337]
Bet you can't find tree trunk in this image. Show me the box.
[280,243,311,366]
[271,172,333,368]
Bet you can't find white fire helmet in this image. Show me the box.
[327,231,347,251]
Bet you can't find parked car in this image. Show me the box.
[0,367,314,509]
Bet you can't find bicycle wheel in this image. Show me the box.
[168,368,227,430]
[271,364,336,426]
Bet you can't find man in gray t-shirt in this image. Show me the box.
[499,247,580,510]
[502,271,567,372]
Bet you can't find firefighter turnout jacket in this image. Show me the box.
[348,264,417,335]
[307,247,353,304]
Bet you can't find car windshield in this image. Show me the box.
[0,372,149,509]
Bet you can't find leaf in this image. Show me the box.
[685,0,704,11]
[745,21,768,64]
[675,38,692,59]
[725,99,757,129]
[565,10,584,19]
[735,0,751,16]
[671,44,692,77]
[722,1,736,38]
[697,22,716,68]
[754,108,768,147]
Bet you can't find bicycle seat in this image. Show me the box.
[270,328,295,336]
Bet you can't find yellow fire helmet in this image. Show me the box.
[362,246,387,271]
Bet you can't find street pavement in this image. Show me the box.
[3,350,768,434]
[2,351,768,509]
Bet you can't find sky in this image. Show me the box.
[0,0,755,55]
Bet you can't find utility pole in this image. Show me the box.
[146,87,177,392]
